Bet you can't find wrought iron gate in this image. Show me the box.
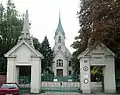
[41,73,80,92]
[18,73,80,93]
[18,76,30,93]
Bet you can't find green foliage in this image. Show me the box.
[72,0,120,76]
[33,37,41,51]
[0,0,23,73]
[91,66,102,76]
[91,66,102,81]
[33,36,54,74]
[71,51,79,74]
[39,36,54,74]
[0,0,54,75]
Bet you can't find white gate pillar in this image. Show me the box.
[103,56,116,93]
[15,67,19,84]
[79,57,91,94]
[31,57,41,93]
[7,57,17,83]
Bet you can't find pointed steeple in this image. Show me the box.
[22,10,29,36]
[55,10,65,37]
[18,10,34,47]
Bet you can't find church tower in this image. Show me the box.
[53,12,72,77]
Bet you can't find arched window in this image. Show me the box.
[58,36,61,43]
[56,59,63,67]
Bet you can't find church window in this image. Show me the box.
[58,36,61,43]
[69,61,71,67]
[57,62,59,67]
[69,70,72,75]
[56,59,63,67]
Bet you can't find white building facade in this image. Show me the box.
[53,13,72,77]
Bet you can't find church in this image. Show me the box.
[52,13,72,77]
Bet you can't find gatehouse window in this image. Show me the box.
[56,59,63,67]
[58,36,61,43]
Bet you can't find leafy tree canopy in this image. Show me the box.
[39,36,54,74]
[0,0,23,73]
[71,0,120,78]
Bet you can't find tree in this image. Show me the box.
[71,0,91,74]
[39,36,54,74]
[72,0,120,78]
[91,66,103,82]
[71,51,79,74]
[33,37,41,51]
[0,0,23,73]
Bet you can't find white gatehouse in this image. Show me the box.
[4,10,44,94]
[78,43,116,93]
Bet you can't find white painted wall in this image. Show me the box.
[31,57,41,93]
[78,44,116,94]
[6,43,42,94]
[53,51,68,76]
[7,58,17,83]
[80,57,91,93]
[103,56,116,93]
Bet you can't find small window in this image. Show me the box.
[69,61,71,67]
[57,62,59,67]
[69,70,72,75]
[58,36,61,43]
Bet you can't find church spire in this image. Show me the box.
[55,10,65,37]
[18,10,34,47]
[58,9,61,26]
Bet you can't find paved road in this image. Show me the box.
[21,92,120,95]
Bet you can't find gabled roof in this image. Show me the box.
[53,45,72,59]
[77,43,115,59]
[4,40,44,59]
[64,46,72,58]
[54,49,67,59]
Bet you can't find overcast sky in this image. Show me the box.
[1,0,80,53]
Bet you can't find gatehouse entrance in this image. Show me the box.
[91,66,104,93]
[19,66,31,93]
